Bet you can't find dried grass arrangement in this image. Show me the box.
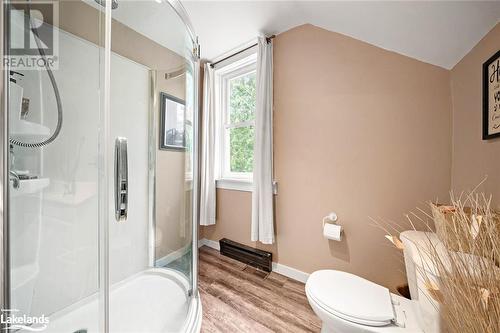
[375,190,500,333]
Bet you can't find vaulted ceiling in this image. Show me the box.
[183,1,500,69]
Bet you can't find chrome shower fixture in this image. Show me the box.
[165,67,186,80]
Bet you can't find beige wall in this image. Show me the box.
[202,24,453,292]
[451,23,500,208]
[202,189,278,256]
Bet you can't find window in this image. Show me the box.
[216,54,257,190]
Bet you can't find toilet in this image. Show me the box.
[306,231,441,333]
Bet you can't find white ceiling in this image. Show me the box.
[182,1,500,69]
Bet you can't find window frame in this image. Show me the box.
[215,54,257,190]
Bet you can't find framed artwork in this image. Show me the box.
[482,49,500,140]
[159,92,186,150]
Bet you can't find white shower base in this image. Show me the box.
[22,268,202,333]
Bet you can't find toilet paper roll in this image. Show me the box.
[323,223,342,241]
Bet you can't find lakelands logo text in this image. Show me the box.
[1,309,49,331]
[4,0,59,70]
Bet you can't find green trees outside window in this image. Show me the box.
[228,72,256,173]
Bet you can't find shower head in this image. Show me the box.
[94,0,119,10]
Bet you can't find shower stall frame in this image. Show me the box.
[1,0,9,317]
[0,0,201,330]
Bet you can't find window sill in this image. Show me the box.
[216,179,253,192]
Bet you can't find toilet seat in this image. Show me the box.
[305,270,395,327]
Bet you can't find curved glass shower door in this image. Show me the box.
[108,1,199,331]
[4,0,200,332]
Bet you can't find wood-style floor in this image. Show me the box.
[198,246,322,333]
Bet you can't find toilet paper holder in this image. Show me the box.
[322,212,338,227]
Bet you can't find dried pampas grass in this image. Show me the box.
[375,190,500,333]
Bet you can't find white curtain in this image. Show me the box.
[199,63,217,226]
[251,37,274,244]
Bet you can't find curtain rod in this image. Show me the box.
[210,35,275,68]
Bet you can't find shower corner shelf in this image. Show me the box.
[10,178,50,196]
[10,120,50,137]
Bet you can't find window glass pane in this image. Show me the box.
[229,71,256,123]
[230,126,254,173]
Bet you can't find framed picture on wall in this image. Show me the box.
[482,49,500,140]
[159,92,186,150]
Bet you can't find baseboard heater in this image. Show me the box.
[219,238,272,272]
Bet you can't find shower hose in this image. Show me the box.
[9,6,63,148]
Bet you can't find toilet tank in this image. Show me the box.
[400,231,443,333]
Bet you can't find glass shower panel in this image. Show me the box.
[4,0,199,331]
[6,0,104,331]
[108,1,196,331]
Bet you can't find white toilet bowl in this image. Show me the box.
[306,270,422,333]
[306,231,444,333]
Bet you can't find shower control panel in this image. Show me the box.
[115,137,128,221]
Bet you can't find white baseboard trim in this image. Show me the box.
[198,238,220,250]
[272,262,310,283]
[155,243,190,267]
[198,238,310,283]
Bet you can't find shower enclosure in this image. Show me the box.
[0,0,201,331]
